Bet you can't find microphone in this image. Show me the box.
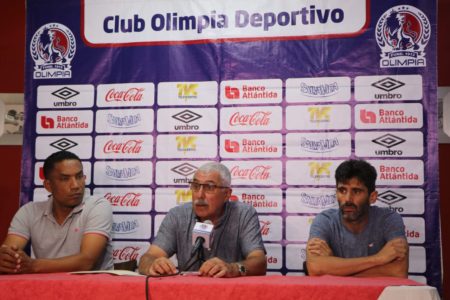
[191,220,213,256]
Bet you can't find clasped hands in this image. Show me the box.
[147,256,236,278]
[0,245,33,274]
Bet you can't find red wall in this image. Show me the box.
[0,1,25,243]
[0,0,449,294]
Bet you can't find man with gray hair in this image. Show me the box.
[139,162,266,277]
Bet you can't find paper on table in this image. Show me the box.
[70,270,144,276]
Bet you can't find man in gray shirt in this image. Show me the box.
[0,151,113,274]
[139,162,266,277]
[306,159,408,277]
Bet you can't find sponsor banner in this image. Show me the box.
[112,214,152,239]
[156,134,218,158]
[285,104,351,130]
[157,108,218,132]
[155,187,192,212]
[286,76,351,103]
[220,106,282,131]
[376,188,424,215]
[409,246,426,273]
[112,241,150,263]
[93,161,152,185]
[95,134,153,159]
[220,79,282,105]
[259,215,282,242]
[95,109,154,133]
[355,131,424,157]
[285,215,314,242]
[36,110,93,134]
[265,243,283,269]
[37,84,94,109]
[404,217,425,244]
[286,188,337,213]
[222,160,282,185]
[157,81,218,106]
[93,188,152,212]
[286,132,351,158]
[285,244,307,270]
[231,188,282,213]
[97,82,155,107]
[355,74,422,101]
[35,135,93,159]
[368,160,424,186]
[34,161,92,185]
[355,103,423,129]
[155,160,210,185]
[220,133,282,158]
[286,160,344,186]
[83,0,367,45]
[33,188,91,203]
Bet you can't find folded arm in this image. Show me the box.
[306,237,408,278]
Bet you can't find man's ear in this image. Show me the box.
[43,179,52,193]
[369,190,378,204]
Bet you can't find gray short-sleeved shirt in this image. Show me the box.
[153,201,266,271]
[8,195,114,270]
[309,206,406,258]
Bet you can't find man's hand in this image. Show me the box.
[147,257,177,276]
[15,250,34,274]
[0,245,21,274]
[307,238,333,257]
[199,257,235,278]
[375,238,408,265]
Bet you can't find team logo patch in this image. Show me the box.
[30,23,76,79]
[376,5,430,68]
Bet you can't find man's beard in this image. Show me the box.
[340,201,370,222]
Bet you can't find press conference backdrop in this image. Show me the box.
[21,0,440,289]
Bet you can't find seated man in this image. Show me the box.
[139,162,266,277]
[306,159,408,277]
[0,151,113,274]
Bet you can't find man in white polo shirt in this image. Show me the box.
[0,151,113,274]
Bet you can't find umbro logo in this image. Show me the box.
[172,109,202,124]
[51,87,80,100]
[50,138,78,151]
[371,77,405,92]
[372,134,405,149]
[171,163,198,177]
[377,190,407,205]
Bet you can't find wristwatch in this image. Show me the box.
[236,263,247,276]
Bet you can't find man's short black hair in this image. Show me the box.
[43,151,82,179]
[335,159,377,194]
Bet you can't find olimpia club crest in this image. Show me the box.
[376,5,430,68]
[30,23,76,79]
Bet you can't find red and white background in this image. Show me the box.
[21,0,440,290]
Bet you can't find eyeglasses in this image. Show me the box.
[189,181,229,193]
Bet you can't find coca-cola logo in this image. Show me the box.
[113,246,141,261]
[230,165,271,180]
[104,192,142,207]
[103,139,143,154]
[229,111,271,126]
[105,88,144,102]
[260,220,271,236]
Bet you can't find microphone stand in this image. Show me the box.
[182,245,205,272]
